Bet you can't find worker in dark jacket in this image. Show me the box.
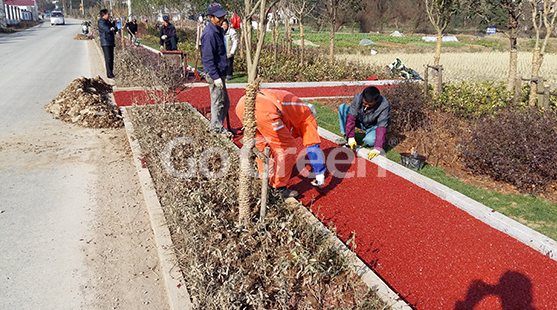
[338,86,391,159]
[98,9,116,79]
[200,3,231,136]
[159,15,177,51]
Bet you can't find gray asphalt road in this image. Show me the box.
[0,20,96,309]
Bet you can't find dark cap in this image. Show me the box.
[162,15,169,21]
[207,3,226,17]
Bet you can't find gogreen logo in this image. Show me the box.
[161,137,387,180]
[161,137,231,179]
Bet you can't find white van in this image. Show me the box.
[50,11,65,25]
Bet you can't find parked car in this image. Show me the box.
[50,11,65,25]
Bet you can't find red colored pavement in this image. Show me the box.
[114,86,557,309]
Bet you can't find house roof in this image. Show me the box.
[5,0,35,6]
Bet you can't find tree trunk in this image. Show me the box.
[432,31,443,94]
[300,20,305,64]
[506,18,519,93]
[329,28,335,65]
[528,47,542,106]
[238,81,260,225]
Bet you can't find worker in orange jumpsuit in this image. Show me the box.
[236,89,326,198]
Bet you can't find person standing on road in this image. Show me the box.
[195,13,207,52]
[159,15,177,51]
[200,3,231,136]
[236,89,327,198]
[98,9,116,79]
[222,19,238,81]
[125,19,138,46]
[338,86,391,159]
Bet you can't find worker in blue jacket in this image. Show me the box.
[200,3,231,137]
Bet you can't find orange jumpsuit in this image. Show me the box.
[236,89,322,188]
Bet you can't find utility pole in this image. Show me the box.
[80,0,83,15]
[127,0,131,17]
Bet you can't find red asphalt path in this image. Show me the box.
[115,85,557,309]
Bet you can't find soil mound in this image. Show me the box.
[45,76,123,128]
[73,34,91,40]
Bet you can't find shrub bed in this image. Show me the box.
[462,107,557,192]
[128,102,387,309]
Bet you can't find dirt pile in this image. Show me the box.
[73,34,91,40]
[45,76,123,128]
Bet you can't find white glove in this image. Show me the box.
[160,45,164,50]
[161,35,167,40]
[311,174,325,187]
[214,78,224,89]
[347,137,357,150]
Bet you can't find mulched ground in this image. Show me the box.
[114,85,557,309]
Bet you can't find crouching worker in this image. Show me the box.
[236,89,326,198]
[338,86,391,159]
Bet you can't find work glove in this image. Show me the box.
[311,174,325,187]
[214,78,224,89]
[160,45,164,50]
[368,149,380,159]
[161,35,168,40]
[348,137,357,150]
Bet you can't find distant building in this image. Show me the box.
[4,0,38,22]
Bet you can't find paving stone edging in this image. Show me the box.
[120,106,193,310]
[318,127,557,262]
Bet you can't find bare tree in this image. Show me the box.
[238,0,279,225]
[424,0,455,94]
[528,0,556,106]
[467,0,525,92]
[322,0,363,64]
[291,0,317,63]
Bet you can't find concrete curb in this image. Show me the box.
[318,127,557,262]
[120,106,193,310]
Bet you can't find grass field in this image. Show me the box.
[338,52,557,84]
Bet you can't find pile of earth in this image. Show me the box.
[45,76,123,128]
[73,34,91,40]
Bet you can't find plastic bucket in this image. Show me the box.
[400,153,426,171]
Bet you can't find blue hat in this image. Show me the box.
[162,15,169,21]
[207,3,226,17]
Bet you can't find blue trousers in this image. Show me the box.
[338,103,377,147]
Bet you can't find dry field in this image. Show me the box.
[339,52,557,85]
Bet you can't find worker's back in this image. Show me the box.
[236,89,319,146]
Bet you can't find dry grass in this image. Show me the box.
[128,102,389,309]
[339,52,557,85]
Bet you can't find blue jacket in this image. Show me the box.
[98,18,116,47]
[200,22,228,80]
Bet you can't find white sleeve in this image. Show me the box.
[230,28,239,55]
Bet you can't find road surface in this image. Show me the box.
[0,20,169,309]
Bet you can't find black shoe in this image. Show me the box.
[107,75,116,79]
[276,186,298,198]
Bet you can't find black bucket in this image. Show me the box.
[400,153,426,171]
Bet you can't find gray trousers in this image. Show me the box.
[207,75,230,131]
